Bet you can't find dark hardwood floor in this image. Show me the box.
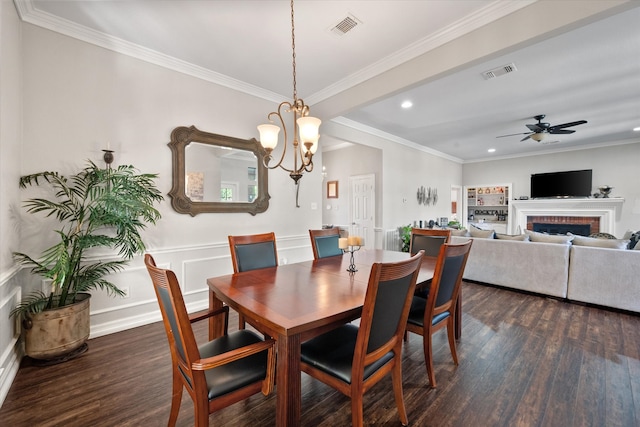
[2,282,639,426]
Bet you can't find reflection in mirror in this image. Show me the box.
[185,142,258,203]
[168,126,269,216]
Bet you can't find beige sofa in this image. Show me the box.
[450,235,570,298]
[450,235,640,312]
[567,245,640,313]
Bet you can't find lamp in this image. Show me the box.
[531,132,546,142]
[257,0,321,188]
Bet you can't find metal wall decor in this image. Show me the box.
[417,186,438,206]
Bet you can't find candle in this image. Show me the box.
[347,236,358,246]
[338,238,348,249]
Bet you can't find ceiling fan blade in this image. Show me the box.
[496,132,532,138]
[526,124,545,132]
[549,129,576,135]
[520,135,532,142]
[548,120,587,131]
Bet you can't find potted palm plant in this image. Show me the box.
[11,161,163,361]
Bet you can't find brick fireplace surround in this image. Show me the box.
[528,216,600,235]
[510,198,624,236]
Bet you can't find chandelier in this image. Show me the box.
[257,0,321,187]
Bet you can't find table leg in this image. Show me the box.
[208,291,225,340]
[276,333,301,427]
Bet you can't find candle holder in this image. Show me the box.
[339,236,363,273]
[344,245,361,273]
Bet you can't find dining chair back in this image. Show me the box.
[228,232,278,273]
[309,228,344,259]
[228,232,278,330]
[144,254,275,427]
[406,240,472,388]
[409,227,451,257]
[300,250,425,427]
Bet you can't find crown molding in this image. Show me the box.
[331,117,464,164]
[13,0,285,103]
[14,0,532,107]
[306,0,536,105]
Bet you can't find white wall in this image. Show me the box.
[321,120,464,233]
[0,0,24,407]
[15,20,325,328]
[462,141,640,237]
[0,19,327,404]
[322,143,382,228]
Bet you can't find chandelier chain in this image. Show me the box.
[290,0,297,102]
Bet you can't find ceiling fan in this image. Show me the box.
[496,114,587,142]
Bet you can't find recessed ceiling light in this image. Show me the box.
[633,126,640,132]
[488,148,496,153]
[401,101,413,109]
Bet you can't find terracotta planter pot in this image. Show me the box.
[23,293,91,360]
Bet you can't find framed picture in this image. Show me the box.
[327,180,338,198]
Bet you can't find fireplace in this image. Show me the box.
[510,198,623,235]
[528,215,599,235]
[533,223,591,236]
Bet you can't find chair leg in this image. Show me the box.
[351,393,364,427]
[168,369,183,427]
[447,317,459,365]
[391,359,409,426]
[423,332,436,388]
[238,314,246,330]
[194,395,210,427]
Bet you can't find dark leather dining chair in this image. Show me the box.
[309,228,344,259]
[144,254,275,427]
[300,250,425,427]
[405,240,472,388]
[409,227,451,257]
[228,232,278,330]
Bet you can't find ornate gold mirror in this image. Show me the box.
[168,126,270,216]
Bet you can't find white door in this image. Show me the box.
[350,174,375,249]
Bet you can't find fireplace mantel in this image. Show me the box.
[510,198,624,235]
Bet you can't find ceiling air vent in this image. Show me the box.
[482,62,518,80]
[329,14,361,36]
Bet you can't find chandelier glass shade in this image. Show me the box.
[257,0,321,185]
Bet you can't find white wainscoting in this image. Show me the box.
[0,265,23,407]
[0,233,314,407]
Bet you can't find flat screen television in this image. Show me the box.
[530,169,592,199]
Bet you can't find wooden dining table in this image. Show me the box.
[206,249,460,427]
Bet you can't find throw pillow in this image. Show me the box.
[495,233,530,241]
[569,234,630,250]
[449,228,470,237]
[588,232,617,239]
[629,231,640,250]
[524,229,574,244]
[469,225,495,239]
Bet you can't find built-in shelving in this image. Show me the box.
[464,184,512,234]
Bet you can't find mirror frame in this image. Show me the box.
[168,125,270,216]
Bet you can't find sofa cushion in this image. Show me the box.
[569,233,630,249]
[629,231,640,250]
[495,233,530,241]
[448,228,469,236]
[525,230,574,244]
[469,226,495,239]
